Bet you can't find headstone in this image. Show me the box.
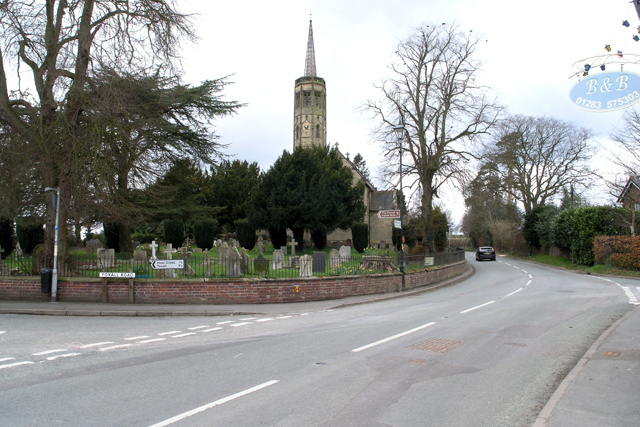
[345,239,352,247]
[289,239,298,257]
[218,242,230,264]
[193,248,203,253]
[230,238,238,248]
[299,255,313,277]
[379,240,387,250]
[272,249,285,270]
[226,249,242,278]
[203,255,214,277]
[257,238,265,254]
[313,251,326,273]
[133,249,147,262]
[182,252,195,276]
[14,243,22,260]
[281,246,287,256]
[339,245,351,262]
[239,248,250,273]
[254,253,269,276]
[290,256,299,270]
[86,239,102,253]
[163,243,177,260]
[329,248,341,268]
[332,241,342,250]
[97,248,115,268]
[213,240,218,247]
[149,240,158,260]
[86,244,95,255]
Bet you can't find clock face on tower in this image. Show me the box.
[302,122,311,136]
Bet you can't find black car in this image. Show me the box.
[475,246,496,261]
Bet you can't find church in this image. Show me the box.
[292,19,397,246]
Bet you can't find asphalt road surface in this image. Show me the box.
[0,254,634,426]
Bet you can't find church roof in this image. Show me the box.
[304,19,317,77]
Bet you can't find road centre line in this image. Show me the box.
[352,322,437,353]
[81,342,114,348]
[187,326,209,330]
[0,361,34,370]
[216,321,234,325]
[47,353,81,361]
[148,380,280,427]
[240,317,257,321]
[32,349,67,356]
[507,288,524,297]
[100,344,133,351]
[138,338,166,344]
[172,333,197,338]
[0,331,6,334]
[202,327,222,332]
[277,315,292,319]
[461,301,496,314]
[125,336,150,341]
[528,274,533,279]
[525,280,532,286]
[157,331,181,336]
[0,357,16,363]
[256,318,274,322]
[230,322,252,327]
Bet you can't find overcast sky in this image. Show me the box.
[177,0,640,225]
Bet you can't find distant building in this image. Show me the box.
[617,175,640,209]
[293,19,396,246]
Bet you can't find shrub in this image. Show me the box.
[163,219,184,248]
[269,227,287,249]
[235,219,256,250]
[594,235,640,270]
[194,219,218,250]
[16,217,44,254]
[311,230,327,250]
[103,222,120,252]
[351,223,368,253]
[0,218,12,259]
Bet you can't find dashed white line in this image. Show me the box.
[507,288,524,297]
[256,318,274,322]
[522,270,528,274]
[148,380,280,427]
[47,353,81,361]
[276,315,292,319]
[0,331,6,334]
[100,344,133,351]
[158,331,181,336]
[202,327,222,332]
[461,301,496,314]
[525,280,532,287]
[352,322,437,353]
[0,361,34,369]
[230,322,252,327]
[187,326,209,330]
[0,357,16,363]
[240,317,257,321]
[81,342,115,348]
[528,274,533,279]
[138,338,166,344]
[125,336,150,341]
[216,321,234,325]
[32,349,68,356]
[172,333,197,338]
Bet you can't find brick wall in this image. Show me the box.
[0,262,467,305]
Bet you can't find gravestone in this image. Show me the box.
[193,248,203,253]
[149,241,159,260]
[161,244,178,278]
[203,255,214,277]
[272,249,285,270]
[229,238,238,248]
[14,243,22,260]
[288,239,298,257]
[332,241,342,250]
[339,245,351,262]
[133,250,147,262]
[218,242,231,264]
[281,246,287,256]
[290,256,299,270]
[329,248,341,268]
[379,240,387,250]
[257,238,265,254]
[299,255,313,277]
[86,239,102,253]
[254,253,269,276]
[182,251,195,276]
[239,248,250,274]
[97,248,115,268]
[312,252,326,273]
[227,249,242,278]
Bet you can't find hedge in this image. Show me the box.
[594,235,640,270]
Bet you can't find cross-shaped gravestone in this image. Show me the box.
[163,243,177,260]
[149,241,158,260]
[289,239,298,257]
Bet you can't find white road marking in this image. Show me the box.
[522,270,528,274]
[172,333,197,338]
[276,315,292,319]
[621,287,639,305]
[230,322,252,327]
[504,263,511,266]
[125,336,150,341]
[0,357,16,363]
[301,313,310,316]
[240,317,257,321]
[525,280,532,287]
[32,349,67,356]
[461,301,496,314]
[46,353,81,361]
[0,331,6,334]
[157,331,181,336]
[256,318,274,322]
[507,288,524,297]
[0,361,34,370]
[187,326,209,330]
[216,321,234,325]
[528,274,533,279]
[352,322,437,353]
[148,380,280,427]
[81,342,115,348]
[99,344,133,351]
[138,338,166,344]
[202,327,222,332]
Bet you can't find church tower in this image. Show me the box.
[293,18,327,149]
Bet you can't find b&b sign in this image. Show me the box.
[569,71,640,112]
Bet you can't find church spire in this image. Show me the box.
[304,17,317,77]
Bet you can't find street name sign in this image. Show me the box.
[99,272,136,278]
[150,259,184,269]
[378,210,401,219]
[394,220,401,229]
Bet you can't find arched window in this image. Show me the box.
[316,124,321,138]
[295,125,299,140]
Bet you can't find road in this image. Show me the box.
[0,254,635,426]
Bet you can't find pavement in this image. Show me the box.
[1,266,639,426]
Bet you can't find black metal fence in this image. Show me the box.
[0,250,466,280]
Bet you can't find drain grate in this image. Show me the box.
[602,351,621,357]
[409,338,464,353]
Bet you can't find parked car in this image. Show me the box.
[475,246,496,261]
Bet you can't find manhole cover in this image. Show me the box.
[409,338,464,353]
[602,351,621,357]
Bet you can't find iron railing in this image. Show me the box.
[0,250,466,280]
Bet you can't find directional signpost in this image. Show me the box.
[150,259,184,270]
[378,210,401,219]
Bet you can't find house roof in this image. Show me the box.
[617,175,640,204]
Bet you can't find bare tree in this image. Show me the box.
[486,115,594,216]
[365,23,502,252]
[0,1,195,255]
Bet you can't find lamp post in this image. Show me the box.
[393,123,406,291]
[45,187,60,302]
